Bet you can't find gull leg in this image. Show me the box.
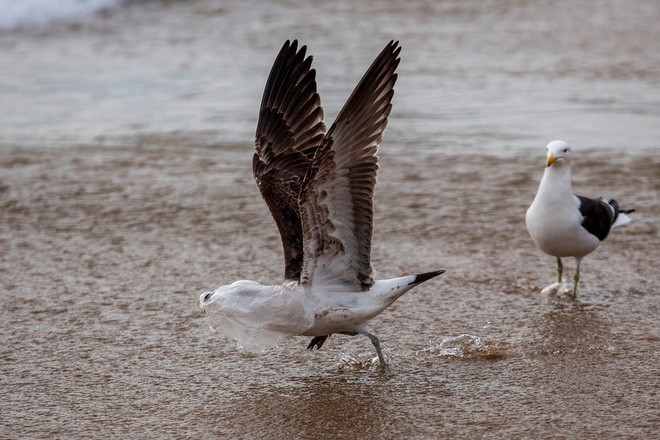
[360,331,388,370]
[572,258,582,299]
[556,257,563,283]
[307,335,329,350]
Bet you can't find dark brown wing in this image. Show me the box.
[253,40,326,281]
[299,41,401,289]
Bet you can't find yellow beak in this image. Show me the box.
[546,153,556,167]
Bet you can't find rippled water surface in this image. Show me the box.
[1,1,659,438]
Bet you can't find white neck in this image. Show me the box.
[537,163,573,201]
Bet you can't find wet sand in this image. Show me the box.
[1,142,658,438]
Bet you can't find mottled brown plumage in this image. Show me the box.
[300,41,400,289]
[253,40,326,281]
[253,39,400,291]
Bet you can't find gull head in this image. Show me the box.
[545,140,572,167]
[199,280,263,312]
[198,280,315,351]
[200,291,214,305]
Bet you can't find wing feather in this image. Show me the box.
[576,195,615,241]
[253,40,326,281]
[300,41,401,288]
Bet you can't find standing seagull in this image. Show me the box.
[200,40,444,368]
[525,140,634,298]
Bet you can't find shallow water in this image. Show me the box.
[2,145,658,438]
[1,0,659,152]
[1,0,659,438]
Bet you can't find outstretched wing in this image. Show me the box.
[253,40,326,281]
[300,41,401,289]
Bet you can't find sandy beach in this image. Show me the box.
[2,142,658,438]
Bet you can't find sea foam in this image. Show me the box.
[0,0,122,30]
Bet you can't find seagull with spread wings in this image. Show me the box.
[200,40,444,368]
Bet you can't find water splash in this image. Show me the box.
[425,334,505,359]
[337,353,380,371]
[540,281,573,296]
[337,349,397,371]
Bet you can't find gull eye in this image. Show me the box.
[563,148,568,152]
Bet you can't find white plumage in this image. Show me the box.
[526,140,633,298]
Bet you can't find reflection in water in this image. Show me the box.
[213,376,390,438]
[532,301,615,355]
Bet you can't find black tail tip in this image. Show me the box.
[607,199,635,214]
[413,270,446,284]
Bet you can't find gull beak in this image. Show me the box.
[546,153,556,167]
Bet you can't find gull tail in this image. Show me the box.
[373,269,446,304]
[613,212,633,228]
[606,198,635,229]
[410,269,446,286]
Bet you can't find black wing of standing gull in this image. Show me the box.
[253,40,327,282]
[299,41,401,289]
[576,195,618,241]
